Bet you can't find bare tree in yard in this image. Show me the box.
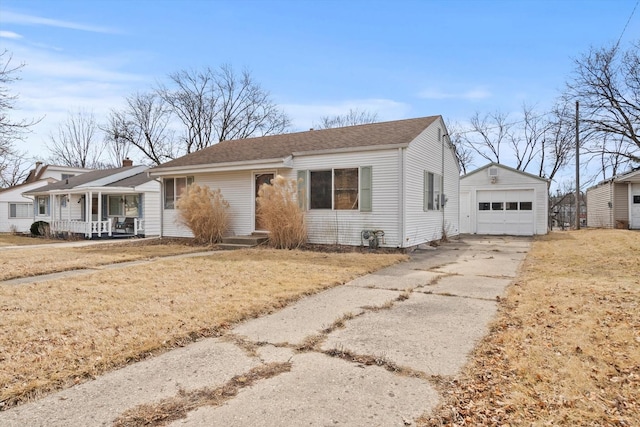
[461,111,513,165]
[445,121,474,174]
[460,105,576,182]
[0,50,39,187]
[48,109,106,168]
[314,108,379,129]
[564,41,640,176]
[214,65,290,142]
[157,68,218,153]
[102,118,132,167]
[104,92,177,165]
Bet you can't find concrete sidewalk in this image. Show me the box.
[0,235,531,427]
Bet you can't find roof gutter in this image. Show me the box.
[148,156,294,177]
[292,143,408,157]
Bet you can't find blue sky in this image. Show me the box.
[1,0,639,175]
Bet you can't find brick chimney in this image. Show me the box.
[122,158,133,167]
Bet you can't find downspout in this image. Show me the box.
[398,147,405,248]
[441,131,446,239]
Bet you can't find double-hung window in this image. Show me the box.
[36,196,49,216]
[164,176,194,209]
[9,203,33,218]
[301,167,371,211]
[424,172,442,211]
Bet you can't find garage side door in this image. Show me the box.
[631,183,640,229]
[477,190,534,236]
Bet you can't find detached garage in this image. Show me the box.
[460,163,548,236]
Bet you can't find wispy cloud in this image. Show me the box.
[418,87,492,100]
[2,11,120,34]
[0,30,23,39]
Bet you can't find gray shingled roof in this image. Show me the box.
[24,167,141,193]
[152,116,440,171]
[106,172,154,188]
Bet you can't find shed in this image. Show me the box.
[586,168,640,229]
[460,163,548,236]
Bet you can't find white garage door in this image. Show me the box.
[477,189,535,236]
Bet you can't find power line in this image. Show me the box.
[616,0,639,49]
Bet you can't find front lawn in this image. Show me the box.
[0,247,406,408]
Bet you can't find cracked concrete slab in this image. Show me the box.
[420,275,513,300]
[321,292,499,376]
[433,255,523,277]
[347,265,444,290]
[232,285,399,346]
[0,339,258,427]
[169,352,439,427]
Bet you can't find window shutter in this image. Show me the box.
[360,166,372,212]
[423,171,428,211]
[297,170,307,210]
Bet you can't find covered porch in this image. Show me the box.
[48,189,145,239]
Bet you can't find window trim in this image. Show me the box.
[164,176,194,209]
[36,196,50,216]
[303,167,368,211]
[9,202,33,219]
[424,171,442,211]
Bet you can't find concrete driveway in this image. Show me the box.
[0,235,531,427]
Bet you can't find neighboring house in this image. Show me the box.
[460,163,549,236]
[586,168,640,229]
[149,116,460,248]
[23,163,161,238]
[0,164,92,233]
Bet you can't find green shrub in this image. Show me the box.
[30,221,50,236]
[256,175,307,249]
[177,184,230,244]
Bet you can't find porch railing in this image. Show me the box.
[50,219,113,238]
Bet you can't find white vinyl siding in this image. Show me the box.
[587,183,614,228]
[295,150,401,246]
[404,121,460,246]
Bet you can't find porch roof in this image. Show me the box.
[23,167,151,195]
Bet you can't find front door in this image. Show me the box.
[255,173,274,230]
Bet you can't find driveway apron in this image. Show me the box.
[0,235,531,427]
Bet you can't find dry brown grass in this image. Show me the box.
[419,229,640,426]
[177,184,230,244]
[256,175,307,249]
[0,239,211,281]
[0,247,406,408]
[0,233,57,247]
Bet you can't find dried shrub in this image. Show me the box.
[256,175,307,249]
[177,184,230,244]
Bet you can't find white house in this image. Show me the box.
[586,168,640,229]
[24,164,161,238]
[148,116,460,248]
[0,164,92,233]
[460,163,548,236]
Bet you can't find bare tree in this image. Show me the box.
[314,108,379,129]
[445,121,474,174]
[0,50,40,186]
[461,111,513,164]
[214,65,290,142]
[539,102,576,182]
[104,92,177,165]
[564,41,640,170]
[157,68,218,153]
[47,109,106,168]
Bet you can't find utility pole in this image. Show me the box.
[575,101,580,230]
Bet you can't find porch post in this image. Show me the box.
[87,191,92,239]
[97,191,102,237]
[67,193,72,223]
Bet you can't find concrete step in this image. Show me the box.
[222,235,268,246]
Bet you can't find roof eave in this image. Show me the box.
[148,156,294,176]
[292,143,408,157]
